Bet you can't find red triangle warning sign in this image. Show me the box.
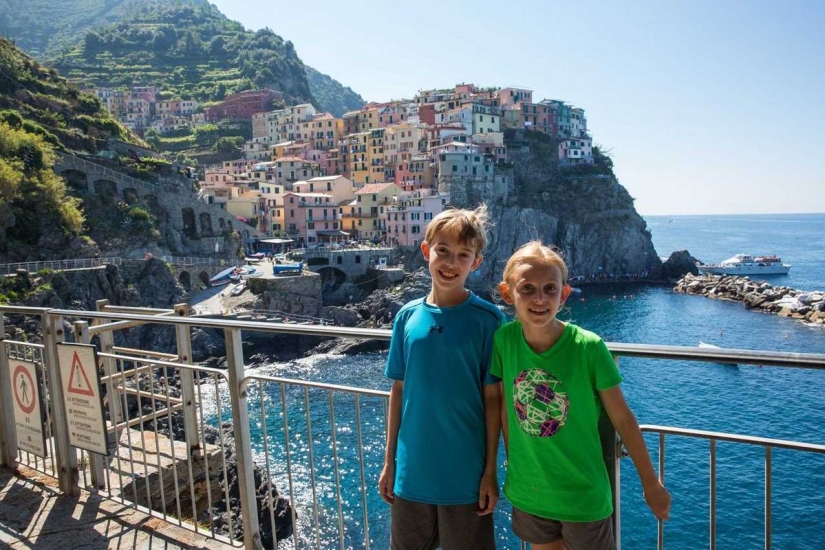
[67,350,95,396]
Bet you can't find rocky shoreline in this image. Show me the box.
[674,273,825,325]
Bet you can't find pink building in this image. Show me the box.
[283,192,343,245]
[204,89,280,122]
[384,189,448,247]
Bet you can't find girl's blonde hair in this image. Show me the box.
[501,240,569,287]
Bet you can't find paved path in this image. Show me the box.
[0,467,235,549]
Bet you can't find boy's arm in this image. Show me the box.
[379,380,403,504]
[477,382,501,515]
[600,386,671,520]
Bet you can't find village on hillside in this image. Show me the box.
[91,83,593,249]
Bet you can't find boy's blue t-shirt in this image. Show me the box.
[385,292,505,505]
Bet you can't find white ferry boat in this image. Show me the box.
[697,254,791,276]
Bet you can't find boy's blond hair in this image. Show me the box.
[424,204,491,257]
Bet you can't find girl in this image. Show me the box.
[491,241,670,550]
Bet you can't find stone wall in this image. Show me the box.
[247,271,323,317]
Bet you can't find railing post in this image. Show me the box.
[95,300,123,425]
[43,312,79,495]
[0,313,18,467]
[173,304,200,456]
[224,327,262,550]
[73,320,106,488]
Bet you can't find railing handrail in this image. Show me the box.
[30,307,825,368]
[640,424,825,453]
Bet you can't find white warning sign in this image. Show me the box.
[10,360,47,457]
[57,343,109,455]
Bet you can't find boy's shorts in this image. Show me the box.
[512,506,615,550]
[390,496,495,550]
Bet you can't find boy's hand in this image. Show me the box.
[378,463,395,504]
[477,472,499,515]
[643,480,671,521]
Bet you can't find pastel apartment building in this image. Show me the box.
[205,88,281,122]
[385,189,449,247]
[343,183,402,240]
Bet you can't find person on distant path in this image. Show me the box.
[379,205,505,550]
[493,241,671,550]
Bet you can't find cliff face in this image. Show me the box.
[441,132,662,291]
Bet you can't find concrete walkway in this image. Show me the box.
[0,467,235,550]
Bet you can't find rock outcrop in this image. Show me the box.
[674,273,825,325]
[661,250,700,282]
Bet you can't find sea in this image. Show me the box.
[224,213,825,550]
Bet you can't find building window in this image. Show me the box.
[355,255,361,264]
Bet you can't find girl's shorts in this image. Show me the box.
[512,506,615,550]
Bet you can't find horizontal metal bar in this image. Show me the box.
[609,342,825,369]
[2,341,45,349]
[241,374,392,398]
[99,305,179,315]
[640,425,825,453]
[98,352,230,378]
[110,347,179,360]
[115,386,183,405]
[48,308,394,340]
[0,306,49,315]
[108,402,184,434]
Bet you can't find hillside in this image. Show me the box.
[305,66,365,117]
[0,0,364,114]
[0,37,217,263]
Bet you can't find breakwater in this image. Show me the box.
[674,273,825,325]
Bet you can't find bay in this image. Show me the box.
[236,213,825,549]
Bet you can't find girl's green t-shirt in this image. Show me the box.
[491,321,623,522]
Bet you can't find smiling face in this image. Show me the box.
[421,229,483,306]
[500,261,572,334]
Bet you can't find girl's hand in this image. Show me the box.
[644,480,671,520]
[379,463,395,504]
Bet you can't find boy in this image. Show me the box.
[379,205,505,550]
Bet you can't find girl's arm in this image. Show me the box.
[379,380,403,504]
[500,381,509,457]
[478,383,501,515]
[599,386,671,520]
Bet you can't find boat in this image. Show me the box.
[697,254,790,276]
[209,266,236,287]
[229,281,246,296]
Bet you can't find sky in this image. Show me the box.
[208,0,825,216]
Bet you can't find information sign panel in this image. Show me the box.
[10,359,47,457]
[57,343,109,455]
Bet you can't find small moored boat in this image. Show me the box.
[697,254,790,276]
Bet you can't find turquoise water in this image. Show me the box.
[235,213,825,549]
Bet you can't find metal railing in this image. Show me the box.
[0,256,221,276]
[0,305,823,549]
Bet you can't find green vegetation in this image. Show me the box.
[0,121,85,249]
[46,3,316,106]
[305,66,365,117]
[0,0,363,117]
[0,38,139,152]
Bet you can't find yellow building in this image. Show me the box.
[368,128,385,184]
[347,132,370,185]
[346,182,401,240]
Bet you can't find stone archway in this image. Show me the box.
[198,271,211,288]
[60,169,88,192]
[94,179,119,204]
[122,187,139,205]
[316,266,347,292]
[178,271,191,292]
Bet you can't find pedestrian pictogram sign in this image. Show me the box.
[9,359,47,457]
[57,343,109,456]
[66,350,95,396]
